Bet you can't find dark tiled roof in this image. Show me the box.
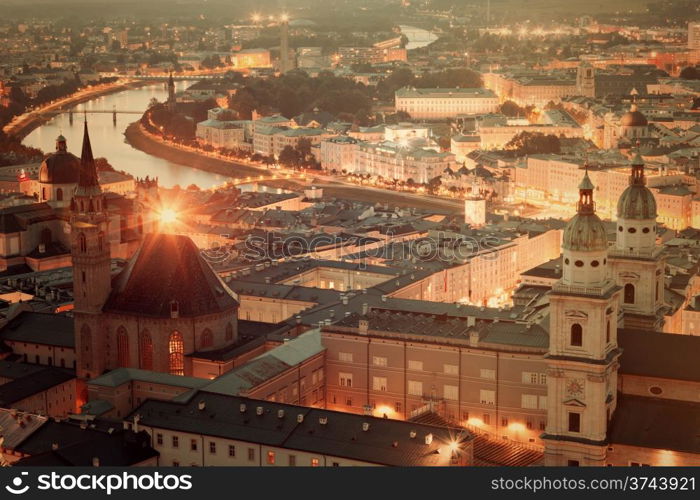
[104,233,238,318]
[129,391,472,466]
[0,367,74,406]
[609,395,700,455]
[618,328,700,382]
[15,422,157,466]
[1,311,74,347]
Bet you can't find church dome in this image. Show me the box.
[39,135,80,184]
[620,104,647,127]
[617,153,657,220]
[562,212,609,252]
[617,185,657,220]
[562,172,608,252]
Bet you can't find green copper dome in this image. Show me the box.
[563,212,609,252]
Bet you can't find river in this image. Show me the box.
[21,81,231,189]
[399,25,439,50]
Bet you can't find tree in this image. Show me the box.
[506,132,561,155]
[295,138,312,163]
[278,146,300,168]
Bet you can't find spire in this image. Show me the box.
[630,141,645,185]
[577,166,595,215]
[78,118,101,191]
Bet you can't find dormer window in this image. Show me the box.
[170,300,179,318]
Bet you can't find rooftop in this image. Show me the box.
[129,391,472,466]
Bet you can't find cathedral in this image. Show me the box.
[70,121,240,380]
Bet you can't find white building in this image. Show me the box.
[395,87,499,119]
[196,119,246,150]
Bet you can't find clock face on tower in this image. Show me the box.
[566,378,584,398]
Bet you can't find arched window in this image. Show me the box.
[200,329,213,349]
[42,187,47,200]
[80,324,92,370]
[624,283,635,304]
[168,331,185,376]
[56,188,63,201]
[606,321,610,344]
[98,231,105,252]
[78,233,87,253]
[139,330,153,370]
[225,323,234,342]
[116,327,129,367]
[570,323,583,347]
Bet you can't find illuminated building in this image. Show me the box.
[395,87,499,119]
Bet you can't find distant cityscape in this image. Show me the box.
[0,0,698,469]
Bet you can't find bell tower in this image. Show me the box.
[543,171,622,466]
[576,62,595,98]
[608,150,665,330]
[72,119,111,379]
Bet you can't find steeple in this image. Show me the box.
[167,71,176,112]
[576,167,595,215]
[629,145,646,186]
[73,118,102,203]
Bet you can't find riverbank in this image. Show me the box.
[124,121,276,182]
[127,122,461,212]
[5,80,153,140]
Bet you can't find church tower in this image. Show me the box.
[576,62,595,98]
[167,72,176,113]
[543,171,622,466]
[72,120,111,379]
[608,150,665,330]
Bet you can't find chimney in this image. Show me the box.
[359,318,369,335]
[198,401,206,411]
[361,303,369,315]
[362,422,370,432]
[297,414,304,423]
[239,403,247,413]
[38,243,46,254]
[133,414,140,433]
[277,409,285,419]
[256,406,264,416]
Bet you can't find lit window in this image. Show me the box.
[480,389,495,405]
[408,380,423,396]
[372,356,387,367]
[267,451,275,465]
[443,385,458,401]
[408,360,423,371]
[311,458,320,467]
[372,376,387,392]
